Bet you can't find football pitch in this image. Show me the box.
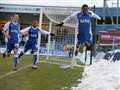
[0,55,84,90]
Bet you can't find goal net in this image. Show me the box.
[37,7,81,67]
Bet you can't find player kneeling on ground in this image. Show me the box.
[17,19,55,69]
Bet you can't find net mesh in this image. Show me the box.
[39,7,79,66]
[40,22,76,65]
[43,7,78,27]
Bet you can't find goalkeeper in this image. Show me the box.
[56,4,104,55]
[17,19,54,69]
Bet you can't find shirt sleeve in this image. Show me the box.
[63,11,79,23]
[90,10,101,20]
[3,22,10,32]
[39,28,50,35]
[20,26,31,34]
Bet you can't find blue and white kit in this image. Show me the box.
[63,10,101,45]
[20,26,50,53]
[18,26,50,66]
[3,21,20,53]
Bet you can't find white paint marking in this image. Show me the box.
[0,64,32,79]
[0,61,85,79]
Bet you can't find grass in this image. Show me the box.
[0,55,84,90]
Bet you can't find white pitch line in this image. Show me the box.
[0,64,32,79]
[0,61,49,79]
[0,61,47,79]
[0,61,85,79]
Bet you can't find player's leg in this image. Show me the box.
[3,49,7,58]
[32,53,38,69]
[84,33,92,50]
[2,42,8,58]
[75,41,80,56]
[2,43,13,58]
[75,34,84,56]
[31,46,38,69]
[76,39,88,64]
[3,50,7,58]
[85,33,93,64]
[18,42,29,58]
[84,41,92,63]
[13,43,19,71]
[86,41,93,65]
[18,48,27,59]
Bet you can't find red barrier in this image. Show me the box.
[99,32,120,45]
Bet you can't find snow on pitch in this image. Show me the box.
[71,60,120,90]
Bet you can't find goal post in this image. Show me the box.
[46,21,52,60]
[37,8,43,64]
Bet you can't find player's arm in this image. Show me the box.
[2,22,10,38]
[39,28,55,36]
[90,10,105,22]
[20,26,31,36]
[90,10,101,20]
[39,29,50,35]
[56,11,79,27]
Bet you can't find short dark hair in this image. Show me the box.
[82,4,88,9]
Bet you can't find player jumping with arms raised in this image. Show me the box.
[56,4,104,56]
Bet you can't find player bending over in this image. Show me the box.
[2,14,20,71]
[17,19,54,69]
[56,4,104,56]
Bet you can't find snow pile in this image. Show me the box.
[71,60,120,90]
[75,51,105,65]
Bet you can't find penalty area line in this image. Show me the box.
[0,64,32,79]
[0,61,85,79]
[0,61,51,79]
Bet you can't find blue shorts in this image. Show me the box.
[23,42,37,53]
[77,33,91,44]
[77,34,91,49]
[7,42,19,53]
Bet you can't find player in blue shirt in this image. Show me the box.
[17,19,54,69]
[2,14,20,70]
[56,4,103,56]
